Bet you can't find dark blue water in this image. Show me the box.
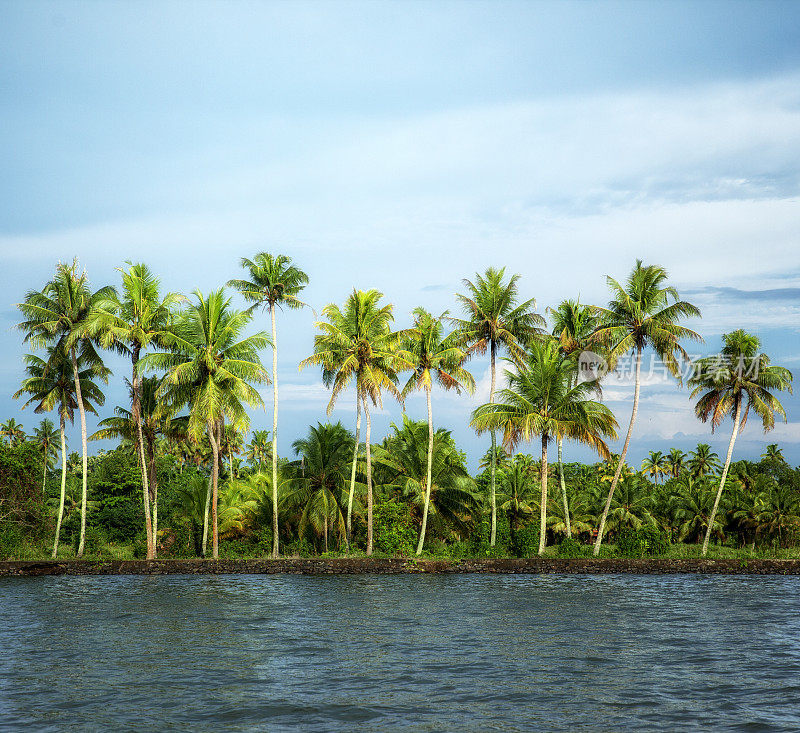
[1,574,799,731]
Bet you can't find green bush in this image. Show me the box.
[0,524,24,559]
[511,521,540,557]
[557,537,589,558]
[74,526,106,556]
[93,497,140,542]
[373,497,417,556]
[616,526,668,557]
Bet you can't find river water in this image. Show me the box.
[1,574,799,731]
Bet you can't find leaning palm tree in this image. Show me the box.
[401,308,474,554]
[17,260,111,556]
[228,253,308,557]
[142,289,269,558]
[453,267,544,546]
[301,289,407,555]
[0,418,26,446]
[471,338,618,554]
[689,329,793,556]
[33,419,59,495]
[548,298,601,537]
[590,260,701,556]
[14,345,105,557]
[88,261,180,559]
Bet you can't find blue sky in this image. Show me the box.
[2,0,799,469]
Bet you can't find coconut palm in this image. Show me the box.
[689,329,793,556]
[14,345,105,557]
[548,299,601,537]
[604,474,656,533]
[641,450,668,484]
[757,485,800,548]
[590,260,701,556]
[673,476,723,544]
[496,454,538,544]
[471,338,618,554]
[667,448,686,479]
[88,261,180,558]
[17,260,111,556]
[453,267,544,546]
[301,288,406,555]
[687,443,722,479]
[90,376,187,556]
[228,253,308,557]
[246,429,272,471]
[220,423,245,479]
[0,418,26,446]
[33,419,59,495]
[400,308,474,554]
[142,289,269,558]
[761,444,785,463]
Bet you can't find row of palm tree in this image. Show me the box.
[13,256,793,560]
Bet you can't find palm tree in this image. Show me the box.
[0,418,26,446]
[143,289,269,558]
[761,444,785,463]
[246,429,272,471]
[375,416,479,545]
[471,338,618,554]
[220,423,245,479]
[667,448,686,479]
[641,450,668,484]
[88,261,180,559]
[90,376,187,556]
[604,474,656,533]
[689,329,793,556]
[301,288,406,555]
[17,260,111,556]
[14,345,105,557]
[400,308,474,554]
[673,476,723,544]
[497,454,538,545]
[453,267,544,546]
[549,299,602,538]
[33,419,59,495]
[286,422,355,552]
[228,253,308,557]
[688,443,722,479]
[590,260,701,556]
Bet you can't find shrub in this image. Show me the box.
[616,526,668,557]
[0,523,24,559]
[511,522,540,557]
[557,537,589,558]
[373,497,417,556]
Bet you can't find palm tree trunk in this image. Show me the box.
[364,396,373,556]
[148,444,158,558]
[270,304,280,558]
[208,419,221,559]
[70,347,90,558]
[131,348,154,559]
[593,346,642,556]
[52,414,67,558]
[558,436,571,538]
[346,395,361,551]
[489,342,498,546]
[702,399,741,557]
[416,385,435,556]
[41,455,47,495]
[539,434,549,555]
[202,473,211,557]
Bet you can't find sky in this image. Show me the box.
[2,0,799,471]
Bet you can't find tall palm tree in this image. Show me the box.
[688,443,722,479]
[641,450,668,484]
[33,419,59,495]
[14,345,105,557]
[667,448,686,479]
[88,261,180,559]
[590,260,701,556]
[0,418,26,446]
[246,429,272,471]
[142,289,269,558]
[401,308,474,554]
[689,329,793,556]
[471,338,618,554]
[453,267,544,546]
[228,253,308,557]
[761,444,785,463]
[90,376,187,557]
[548,298,601,537]
[301,288,406,555]
[17,260,111,556]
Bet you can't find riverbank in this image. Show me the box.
[3,557,800,576]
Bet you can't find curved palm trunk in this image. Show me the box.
[52,414,67,558]
[201,473,211,557]
[558,436,571,538]
[41,453,47,495]
[489,343,498,546]
[70,347,90,558]
[207,419,221,559]
[131,348,154,559]
[416,385,435,556]
[147,441,158,558]
[270,304,280,558]
[539,434,549,555]
[594,346,642,556]
[702,400,741,557]
[364,396,374,556]
[345,396,361,551]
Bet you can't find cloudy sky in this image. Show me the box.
[2,0,799,469]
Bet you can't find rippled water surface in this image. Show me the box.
[2,574,800,731]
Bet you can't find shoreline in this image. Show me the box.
[2,557,800,576]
